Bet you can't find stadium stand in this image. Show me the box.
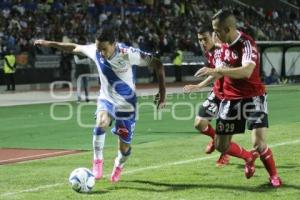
[0,0,299,87]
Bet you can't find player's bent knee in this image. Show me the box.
[121,147,131,156]
[95,120,110,129]
[253,142,267,153]
[194,117,208,132]
[96,113,111,128]
[252,134,267,153]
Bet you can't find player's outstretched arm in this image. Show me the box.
[194,64,254,79]
[74,55,90,65]
[149,57,166,109]
[183,75,215,93]
[215,63,255,79]
[34,39,82,54]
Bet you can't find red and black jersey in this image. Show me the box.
[221,31,265,100]
[205,44,227,100]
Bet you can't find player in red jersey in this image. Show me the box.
[196,9,282,187]
[184,26,230,167]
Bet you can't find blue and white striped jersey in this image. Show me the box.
[79,43,152,112]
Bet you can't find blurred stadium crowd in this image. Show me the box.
[0,0,299,58]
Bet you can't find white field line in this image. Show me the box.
[1,184,64,197]
[1,139,300,197]
[0,151,77,164]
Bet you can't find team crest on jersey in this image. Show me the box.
[217,121,225,132]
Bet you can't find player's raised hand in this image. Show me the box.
[154,90,166,110]
[183,84,199,93]
[34,39,51,47]
[194,67,218,77]
[194,67,210,77]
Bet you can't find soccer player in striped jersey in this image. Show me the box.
[34,29,166,183]
[184,26,230,167]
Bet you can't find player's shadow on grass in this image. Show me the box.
[232,163,300,170]
[89,190,110,195]
[256,183,300,190]
[232,163,268,170]
[117,180,300,192]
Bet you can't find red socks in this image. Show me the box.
[260,147,277,177]
[201,125,251,162]
[201,124,215,139]
[226,142,252,161]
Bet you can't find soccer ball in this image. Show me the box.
[69,167,95,193]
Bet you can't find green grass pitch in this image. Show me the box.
[0,85,300,200]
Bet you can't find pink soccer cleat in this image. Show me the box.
[110,166,122,183]
[92,159,103,180]
[245,150,259,179]
[205,140,215,154]
[216,154,230,167]
[269,176,282,188]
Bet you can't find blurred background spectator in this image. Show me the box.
[3,49,16,91]
[265,67,281,85]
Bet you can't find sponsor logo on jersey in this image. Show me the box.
[231,50,238,60]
